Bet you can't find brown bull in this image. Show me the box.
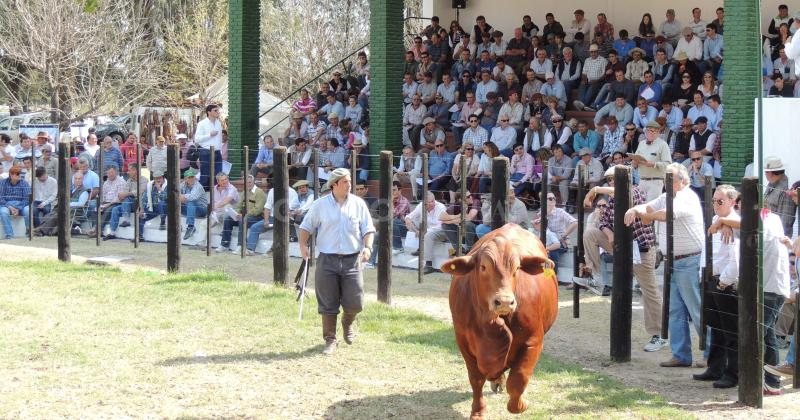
[442,224,559,419]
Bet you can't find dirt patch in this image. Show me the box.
[2,237,799,418]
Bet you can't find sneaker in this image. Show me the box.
[423,265,437,275]
[572,100,585,111]
[102,233,116,241]
[364,262,376,269]
[215,245,229,253]
[411,249,420,256]
[763,383,783,396]
[230,246,242,254]
[119,221,131,228]
[183,225,195,240]
[584,105,597,112]
[764,362,795,378]
[71,226,82,235]
[392,248,404,255]
[601,286,612,296]
[644,335,668,352]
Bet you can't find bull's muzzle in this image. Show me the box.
[491,292,517,315]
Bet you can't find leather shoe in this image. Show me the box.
[660,358,691,367]
[712,376,737,388]
[692,370,721,381]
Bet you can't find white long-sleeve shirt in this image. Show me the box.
[34,176,58,206]
[194,117,223,150]
[711,213,740,287]
[673,37,703,61]
[784,34,800,77]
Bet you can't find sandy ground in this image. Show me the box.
[2,236,799,418]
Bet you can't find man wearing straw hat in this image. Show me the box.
[298,168,375,355]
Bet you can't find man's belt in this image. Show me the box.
[674,251,701,261]
[640,177,663,181]
[322,252,360,258]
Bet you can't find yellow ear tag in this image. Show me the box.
[542,262,555,278]
[450,264,456,271]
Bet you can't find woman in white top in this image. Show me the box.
[449,141,481,201]
[699,71,719,99]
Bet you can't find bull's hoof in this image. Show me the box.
[507,398,528,414]
[470,412,486,420]
[490,373,506,393]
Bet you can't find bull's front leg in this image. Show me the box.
[457,335,487,419]
[505,334,543,414]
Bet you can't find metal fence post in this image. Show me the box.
[700,175,714,350]
[241,146,249,259]
[206,146,215,256]
[539,160,549,245]
[95,150,104,246]
[134,145,142,247]
[573,165,586,318]
[457,154,467,257]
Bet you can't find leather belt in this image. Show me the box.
[322,252,359,258]
[674,251,701,261]
[640,177,663,181]
[639,246,649,253]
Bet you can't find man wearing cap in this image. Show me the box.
[658,9,682,47]
[540,72,566,109]
[625,163,704,367]
[574,44,607,110]
[290,179,314,240]
[570,147,604,195]
[418,117,443,153]
[632,121,672,201]
[328,70,351,103]
[0,166,30,238]
[178,168,208,240]
[565,9,591,44]
[582,166,665,350]
[347,138,370,183]
[194,104,224,191]
[299,168,374,355]
[138,170,168,238]
[764,157,798,237]
[688,116,716,158]
[674,27,702,62]
[218,175,265,252]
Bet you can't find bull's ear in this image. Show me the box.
[519,255,552,276]
[441,256,474,275]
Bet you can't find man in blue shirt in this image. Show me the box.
[633,97,659,130]
[571,121,601,164]
[540,72,567,109]
[428,139,454,198]
[251,135,274,178]
[702,24,724,78]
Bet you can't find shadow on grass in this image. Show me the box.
[158,346,324,366]
[152,271,234,285]
[324,389,471,419]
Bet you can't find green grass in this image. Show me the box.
[0,261,691,418]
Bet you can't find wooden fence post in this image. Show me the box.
[377,151,393,304]
[573,165,586,318]
[418,153,428,284]
[738,177,762,408]
[134,146,142,247]
[457,154,467,257]
[539,160,549,245]
[57,143,71,262]
[490,157,508,230]
[206,146,215,256]
[273,146,290,287]
[610,166,633,362]
[95,150,103,246]
[166,144,180,272]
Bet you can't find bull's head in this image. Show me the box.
[442,238,552,317]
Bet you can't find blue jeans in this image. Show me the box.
[32,201,51,227]
[476,223,492,239]
[668,254,702,364]
[499,148,514,159]
[591,83,611,109]
[109,196,136,231]
[787,336,796,366]
[246,216,274,251]
[764,293,786,388]
[139,203,167,233]
[221,214,262,248]
[392,218,408,249]
[0,201,29,237]
[197,148,223,191]
[511,172,531,196]
[577,80,603,105]
[549,247,565,267]
[181,200,207,226]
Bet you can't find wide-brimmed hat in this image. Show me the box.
[293,180,309,188]
[578,148,592,157]
[675,51,689,61]
[629,47,645,57]
[422,117,436,125]
[764,157,785,172]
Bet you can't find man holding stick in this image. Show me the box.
[299,168,375,356]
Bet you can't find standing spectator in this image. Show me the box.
[547,144,574,206]
[625,163,704,368]
[712,7,725,35]
[194,104,224,191]
[542,13,564,42]
[509,143,534,196]
[402,191,447,271]
[440,190,481,256]
[389,181,412,254]
[632,121,672,202]
[146,136,167,177]
[119,133,140,174]
[764,157,797,236]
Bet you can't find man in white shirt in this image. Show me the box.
[194,104,224,191]
[403,192,448,274]
[673,27,703,62]
[490,117,517,158]
[625,163,704,368]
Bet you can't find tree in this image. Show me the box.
[0,0,163,127]
[161,0,229,105]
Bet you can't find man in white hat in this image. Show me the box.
[540,71,566,109]
[764,156,797,236]
[674,27,702,62]
[418,117,444,153]
[299,168,375,355]
[632,120,672,202]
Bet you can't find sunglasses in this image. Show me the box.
[435,144,444,148]
[469,119,478,123]
[692,157,702,161]
[682,76,691,79]
[465,147,474,151]
[547,197,556,201]
[500,119,509,122]
[713,199,725,205]
[597,204,608,208]
[626,128,636,131]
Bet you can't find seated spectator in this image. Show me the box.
[0,166,30,238]
[572,121,601,162]
[689,116,717,158]
[178,169,208,240]
[287,138,312,183]
[402,72,418,106]
[436,73,457,106]
[439,190,481,257]
[547,144,574,206]
[555,47,581,94]
[346,139,370,183]
[475,49,495,75]
[594,94,634,127]
[480,91,501,131]
[574,44,608,111]
[87,165,126,237]
[104,163,148,241]
[321,138,347,181]
[674,27,702,62]
[530,49,553,82]
[245,182,300,254]
[593,32,613,58]
[475,189,530,239]
[498,90,524,132]
[769,74,794,97]
[638,71,663,107]
[547,33,567,63]
[671,118,694,162]
[427,139,454,198]
[543,114,573,153]
[451,90,481,145]
[36,148,58,180]
[524,92,546,122]
[532,218,564,266]
[138,171,168,238]
[290,180,315,242]
[449,142,480,199]
[707,95,724,132]
[671,52,702,87]
[687,151,714,205]
[490,115,517,157]
[461,114,489,152]
[209,172,240,228]
[699,71,719,99]
[540,95,564,129]
[452,32,475,63]
[292,88,317,119]
[476,142,500,194]
[651,48,674,92]
[402,94,426,150]
[492,57,515,83]
[569,148,605,211]
[13,135,39,161]
[389,181,412,254]
[521,70,544,105]
[475,69,499,105]
[343,95,365,128]
[418,117,445,153]
[592,69,634,110]
[522,116,544,153]
[251,135,274,179]
[640,32,657,61]
[399,192,447,269]
[572,32,590,62]
[613,30,636,59]
[633,97,659,131]
[597,116,626,164]
[687,91,717,129]
[659,100,683,132]
[535,191,577,264]
[306,112,327,147]
[510,143,535,196]
[773,47,797,84]
[497,73,521,102]
[417,71,437,107]
[540,72,567,109]
[393,146,421,198]
[31,167,56,227]
[318,93,345,123]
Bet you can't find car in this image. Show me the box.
[0,112,51,144]
[93,114,132,144]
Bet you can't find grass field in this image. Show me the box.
[0,261,692,419]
